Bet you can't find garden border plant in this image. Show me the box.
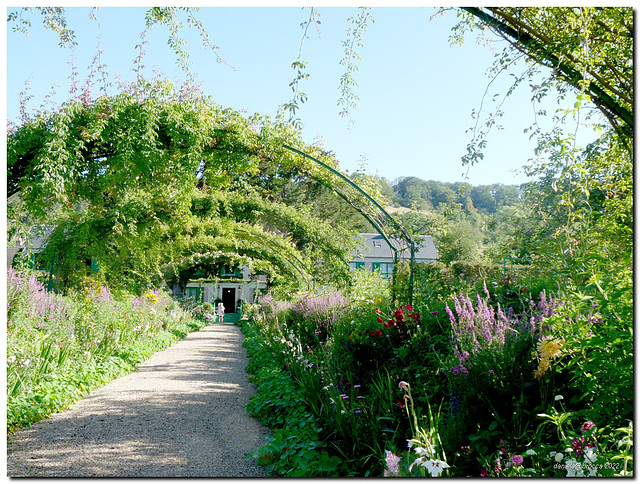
[7,268,207,433]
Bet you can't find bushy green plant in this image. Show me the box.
[539,291,633,430]
[346,267,390,316]
[241,319,343,477]
[201,302,213,313]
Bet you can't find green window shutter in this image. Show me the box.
[90,259,99,272]
[372,262,381,272]
[357,262,365,269]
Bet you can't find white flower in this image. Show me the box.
[555,452,564,462]
[422,459,450,477]
[549,451,557,458]
[554,394,564,401]
[526,449,536,455]
[408,457,424,473]
[384,450,401,477]
[584,448,598,463]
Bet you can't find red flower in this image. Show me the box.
[394,309,404,323]
[377,317,385,325]
[369,329,383,337]
[384,320,394,328]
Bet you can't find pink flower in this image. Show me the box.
[384,450,400,476]
[511,455,523,466]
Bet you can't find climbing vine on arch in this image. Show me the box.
[8,78,382,294]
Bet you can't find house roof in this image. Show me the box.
[29,225,56,252]
[351,233,439,262]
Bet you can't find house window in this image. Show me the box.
[372,262,394,279]
[186,287,203,303]
[221,266,241,277]
[349,261,365,271]
[373,240,382,247]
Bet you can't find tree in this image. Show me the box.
[434,219,482,265]
[454,7,632,144]
[448,7,632,276]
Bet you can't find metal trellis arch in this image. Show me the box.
[282,144,417,306]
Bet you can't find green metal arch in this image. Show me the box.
[282,144,416,305]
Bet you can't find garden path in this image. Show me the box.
[6,322,272,477]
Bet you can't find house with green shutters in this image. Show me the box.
[349,233,439,279]
[183,266,267,315]
[185,233,439,313]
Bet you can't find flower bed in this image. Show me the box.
[7,268,206,433]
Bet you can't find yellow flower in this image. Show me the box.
[538,338,563,360]
[534,357,551,379]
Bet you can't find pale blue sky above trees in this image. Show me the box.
[5,5,602,186]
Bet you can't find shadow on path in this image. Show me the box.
[6,323,272,477]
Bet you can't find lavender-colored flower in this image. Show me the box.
[384,450,401,476]
[446,290,560,366]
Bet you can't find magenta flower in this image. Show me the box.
[511,455,523,466]
[580,421,596,433]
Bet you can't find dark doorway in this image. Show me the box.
[222,288,236,313]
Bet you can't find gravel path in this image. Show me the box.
[6,322,272,477]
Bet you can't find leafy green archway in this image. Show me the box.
[8,78,407,296]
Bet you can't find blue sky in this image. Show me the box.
[5,6,599,187]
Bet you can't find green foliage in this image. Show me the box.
[9,78,372,294]
[434,219,483,264]
[8,7,77,47]
[542,292,632,429]
[242,319,343,477]
[338,7,374,126]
